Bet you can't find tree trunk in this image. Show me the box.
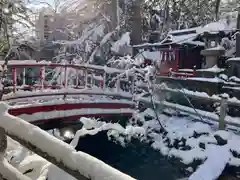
[215,0,221,21]
[110,0,119,31]
[129,0,142,46]
[236,11,240,57]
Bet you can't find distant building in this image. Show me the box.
[35,7,70,41]
[35,7,52,41]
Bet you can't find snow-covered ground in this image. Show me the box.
[4,107,240,180]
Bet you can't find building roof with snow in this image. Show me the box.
[134,13,238,49]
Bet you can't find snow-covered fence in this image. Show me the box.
[0,102,135,180]
[158,86,240,128]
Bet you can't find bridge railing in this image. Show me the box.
[3,89,133,103]
[2,60,132,94]
[0,102,135,180]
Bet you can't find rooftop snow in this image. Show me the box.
[169,27,199,35]
[134,15,237,48]
[198,19,237,34]
[169,33,199,45]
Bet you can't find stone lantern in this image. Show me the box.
[201,31,226,69]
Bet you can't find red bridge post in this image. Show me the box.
[64,66,68,88]
[84,69,88,88]
[22,68,26,86]
[12,67,17,93]
[90,72,94,88]
[40,66,45,90]
[102,72,106,90]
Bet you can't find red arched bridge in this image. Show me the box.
[1,60,135,129]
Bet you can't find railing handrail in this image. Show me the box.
[3,89,133,101]
[3,60,133,94]
[3,61,125,74]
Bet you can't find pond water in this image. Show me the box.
[75,131,186,180]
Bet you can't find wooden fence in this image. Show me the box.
[158,87,238,129]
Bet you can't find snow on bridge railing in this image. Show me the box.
[0,102,135,180]
[2,88,133,102]
[1,60,130,93]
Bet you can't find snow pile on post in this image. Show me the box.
[0,102,135,180]
[189,145,230,180]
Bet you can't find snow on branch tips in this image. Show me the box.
[0,102,135,180]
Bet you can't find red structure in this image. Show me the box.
[3,61,134,130]
[4,61,125,92]
[8,100,134,130]
[133,27,205,78]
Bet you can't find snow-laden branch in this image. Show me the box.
[0,102,135,180]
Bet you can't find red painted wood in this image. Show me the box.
[32,113,133,126]
[8,103,134,116]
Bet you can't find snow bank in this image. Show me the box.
[0,102,135,180]
[4,105,240,180]
[137,108,240,178]
[18,154,49,180]
[189,145,230,180]
[71,117,145,148]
